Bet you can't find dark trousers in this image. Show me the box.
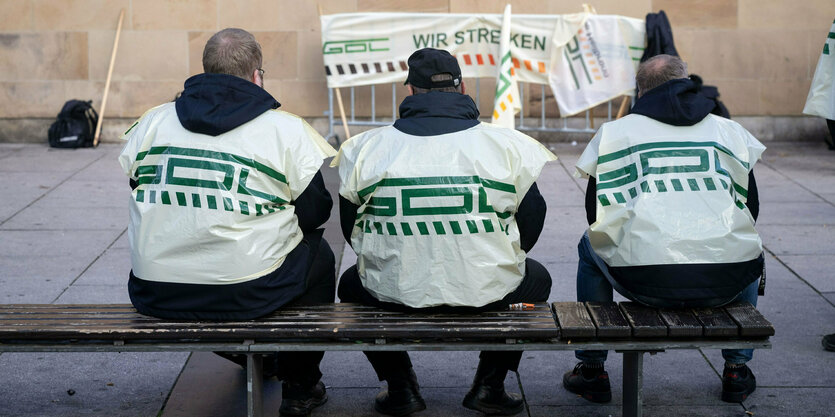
[574,233,758,365]
[219,237,336,385]
[275,237,336,383]
[337,258,552,381]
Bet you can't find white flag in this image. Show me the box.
[803,19,835,120]
[548,14,637,116]
[492,4,521,128]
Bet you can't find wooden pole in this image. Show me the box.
[319,4,351,140]
[93,9,125,147]
[616,95,630,119]
[334,88,351,139]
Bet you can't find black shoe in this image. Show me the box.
[721,364,756,403]
[279,381,328,416]
[462,382,524,415]
[462,361,524,415]
[562,362,612,403]
[375,368,426,416]
[823,334,835,351]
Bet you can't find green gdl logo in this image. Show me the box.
[323,38,390,54]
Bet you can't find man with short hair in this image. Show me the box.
[118,28,336,416]
[564,54,765,403]
[333,48,556,416]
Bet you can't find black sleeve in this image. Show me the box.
[746,170,759,222]
[585,177,596,225]
[516,182,546,253]
[339,195,359,247]
[293,171,332,232]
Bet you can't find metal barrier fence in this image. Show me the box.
[324,79,617,144]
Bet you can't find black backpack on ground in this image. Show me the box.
[48,100,99,148]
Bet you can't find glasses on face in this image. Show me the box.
[257,68,265,78]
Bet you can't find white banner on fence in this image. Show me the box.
[320,12,645,115]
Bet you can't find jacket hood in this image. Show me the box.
[394,92,480,136]
[630,78,715,126]
[175,73,280,136]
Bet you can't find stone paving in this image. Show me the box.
[0,141,833,417]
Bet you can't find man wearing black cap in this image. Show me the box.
[332,48,556,416]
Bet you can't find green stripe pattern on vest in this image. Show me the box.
[355,176,516,236]
[357,218,511,236]
[132,146,290,216]
[595,143,749,208]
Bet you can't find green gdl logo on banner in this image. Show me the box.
[323,38,390,54]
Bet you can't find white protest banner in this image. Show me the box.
[320,12,645,115]
[492,5,521,128]
[321,13,572,88]
[803,19,835,120]
[548,13,644,116]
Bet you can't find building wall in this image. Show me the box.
[0,0,833,135]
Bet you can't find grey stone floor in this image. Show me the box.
[0,141,833,417]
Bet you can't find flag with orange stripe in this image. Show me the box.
[492,4,521,129]
[547,13,638,116]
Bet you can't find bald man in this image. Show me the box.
[566,54,765,404]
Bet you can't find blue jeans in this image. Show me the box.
[575,233,759,365]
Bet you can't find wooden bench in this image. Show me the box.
[0,302,773,417]
[552,301,774,416]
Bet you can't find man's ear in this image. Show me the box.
[460,81,466,95]
[252,69,263,88]
[407,85,414,95]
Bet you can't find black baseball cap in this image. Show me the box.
[404,48,462,89]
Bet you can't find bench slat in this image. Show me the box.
[658,309,703,337]
[0,326,560,341]
[585,302,630,338]
[0,321,559,331]
[0,323,560,334]
[692,307,738,337]
[0,313,554,321]
[0,302,773,345]
[551,302,595,338]
[0,308,552,320]
[619,303,667,337]
[723,302,775,337]
[0,304,559,341]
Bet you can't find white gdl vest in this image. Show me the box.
[334,123,557,308]
[576,113,765,268]
[119,103,336,285]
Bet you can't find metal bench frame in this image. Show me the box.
[0,339,771,417]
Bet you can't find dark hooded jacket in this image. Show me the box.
[128,73,332,320]
[585,78,763,307]
[640,11,678,62]
[339,92,547,254]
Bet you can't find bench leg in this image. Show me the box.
[622,351,644,417]
[246,353,264,417]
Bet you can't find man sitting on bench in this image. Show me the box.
[333,48,557,416]
[564,54,766,404]
[118,28,337,417]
